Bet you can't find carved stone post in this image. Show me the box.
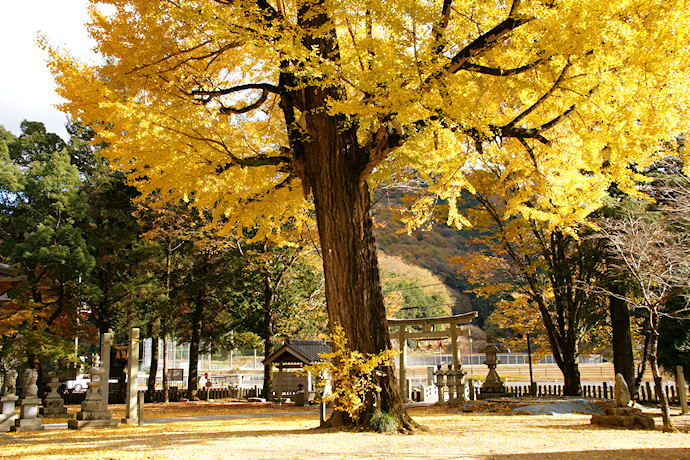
[123,327,140,425]
[0,370,18,432]
[40,371,71,418]
[68,355,119,430]
[99,332,113,412]
[11,368,43,432]
[479,334,506,399]
[434,364,446,404]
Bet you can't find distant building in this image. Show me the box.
[0,263,25,304]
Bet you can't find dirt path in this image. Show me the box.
[1,403,688,459]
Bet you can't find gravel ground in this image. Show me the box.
[1,402,688,459]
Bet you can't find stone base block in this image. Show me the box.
[40,409,73,418]
[479,391,508,399]
[0,412,18,426]
[121,417,139,425]
[76,411,112,421]
[591,406,656,430]
[68,419,120,430]
[10,418,44,432]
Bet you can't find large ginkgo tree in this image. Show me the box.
[49,0,690,429]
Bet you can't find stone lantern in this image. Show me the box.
[479,334,507,399]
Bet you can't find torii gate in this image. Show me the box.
[387,312,477,399]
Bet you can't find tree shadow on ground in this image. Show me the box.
[1,423,329,458]
[490,448,689,460]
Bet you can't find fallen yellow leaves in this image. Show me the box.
[1,404,689,459]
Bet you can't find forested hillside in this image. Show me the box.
[372,189,495,327]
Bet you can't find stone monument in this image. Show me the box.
[591,373,655,430]
[40,370,71,418]
[479,334,507,399]
[0,369,18,432]
[68,355,119,430]
[122,327,140,425]
[10,368,44,432]
[433,363,467,405]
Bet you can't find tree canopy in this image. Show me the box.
[49,1,690,232]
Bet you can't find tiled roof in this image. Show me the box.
[263,339,331,366]
[0,263,24,297]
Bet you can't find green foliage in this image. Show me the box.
[657,297,690,381]
[373,191,488,324]
[369,411,398,433]
[0,121,95,366]
[304,325,397,424]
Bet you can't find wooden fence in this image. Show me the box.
[504,381,688,405]
[60,381,688,406]
[62,385,263,405]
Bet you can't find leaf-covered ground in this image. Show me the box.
[1,402,688,459]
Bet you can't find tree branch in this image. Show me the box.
[191,83,281,98]
[503,63,570,131]
[431,0,453,55]
[214,154,293,173]
[458,59,544,76]
[444,16,532,76]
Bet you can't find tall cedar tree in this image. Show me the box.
[0,122,96,393]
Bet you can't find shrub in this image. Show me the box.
[369,411,398,433]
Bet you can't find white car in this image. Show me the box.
[64,374,119,392]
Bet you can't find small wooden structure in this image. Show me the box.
[387,312,478,400]
[263,339,331,405]
[0,263,24,304]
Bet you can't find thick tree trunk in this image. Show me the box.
[609,285,636,394]
[187,294,203,400]
[279,0,411,430]
[146,325,159,403]
[649,313,675,432]
[561,352,582,396]
[297,108,413,429]
[262,344,274,400]
[536,299,581,396]
[262,288,275,400]
[162,332,169,403]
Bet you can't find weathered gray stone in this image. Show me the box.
[614,373,631,407]
[479,335,507,399]
[0,370,19,431]
[68,355,118,430]
[591,404,655,430]
[1,370,17,397]
[41,372,71,418]
[10,370,43,432]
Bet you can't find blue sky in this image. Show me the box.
[0,0,95,140]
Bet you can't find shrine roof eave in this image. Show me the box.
[262,339,331,366]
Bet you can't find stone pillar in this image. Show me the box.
[68,355,119,430]
[434,364,446,404]
[0,370,18,432]
[100,332,113,411]
[677,366,688,414]
[40,371,71,418]
[398,327,408,402]
[277,363,283,405]
[11,368,43,432]
[123,327,140,425]
[446,369,456,400]
[427,367,434,386]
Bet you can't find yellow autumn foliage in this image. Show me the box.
[45,0,690,238]
[303,325,397,422]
